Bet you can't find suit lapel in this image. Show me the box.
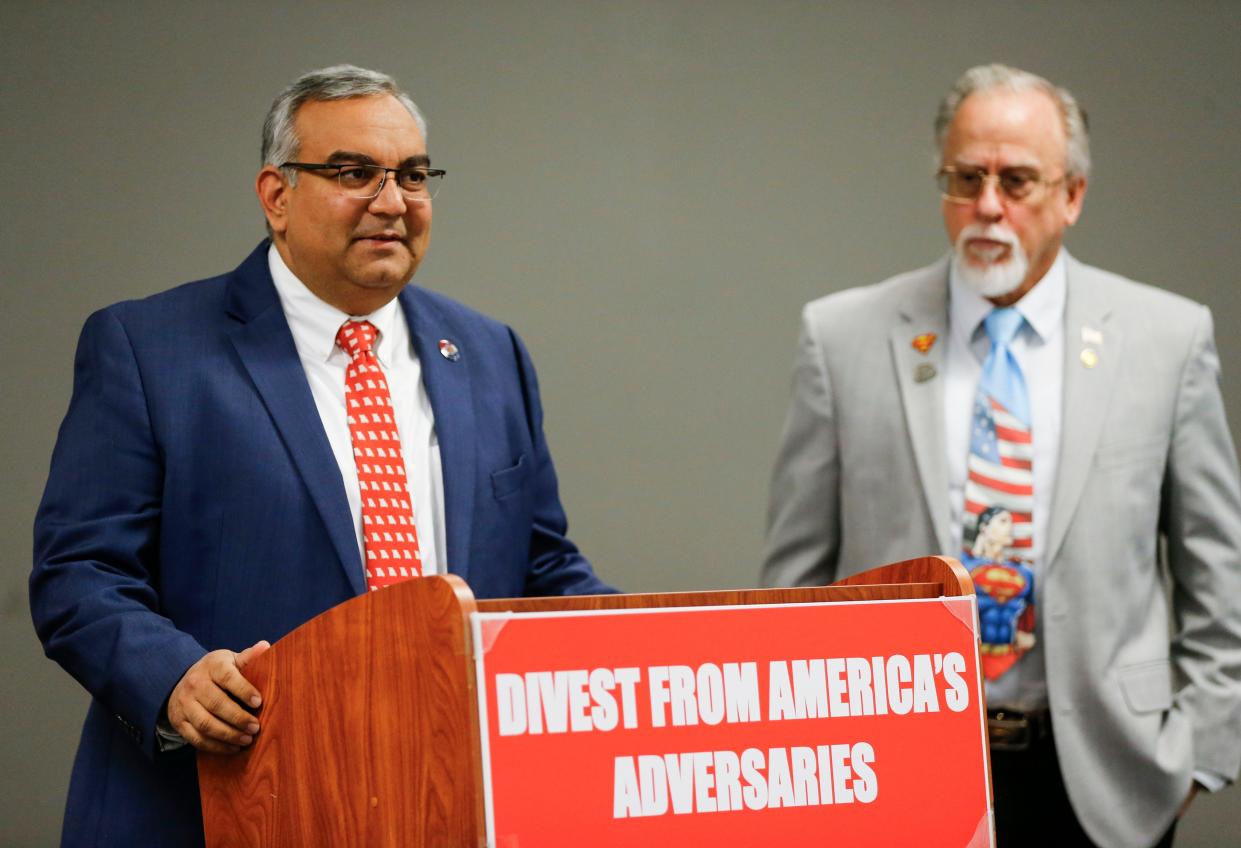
[399,288,477,583]
[891,260,953,554]
[225,244,366,595]
[1044,257,1121,569]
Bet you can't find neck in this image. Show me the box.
[273,238,406,316]
[988,243,1061,307]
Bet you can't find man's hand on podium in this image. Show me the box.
[166,640,271,754]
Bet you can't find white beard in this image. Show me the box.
[954,224,1030,298]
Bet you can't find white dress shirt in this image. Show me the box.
[944,249,1066,709]
[155,248,449,750]
[268,245,446,577]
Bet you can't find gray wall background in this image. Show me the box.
[3,1,1238,844]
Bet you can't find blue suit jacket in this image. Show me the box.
[31,242,612,846]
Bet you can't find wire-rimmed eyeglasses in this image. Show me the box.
[937,165,1067,204]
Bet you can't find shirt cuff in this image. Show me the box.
[156,717,188,752]
[1193,769,1228,792]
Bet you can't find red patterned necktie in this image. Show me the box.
[335,319,423,590]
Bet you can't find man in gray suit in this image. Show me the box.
[762,64,1241,848]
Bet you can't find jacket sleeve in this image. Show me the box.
[1162,305,1241,781]
[761,307,842,587]
[30,308,206,760]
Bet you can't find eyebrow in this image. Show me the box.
[949,159,1041,173]
[324,150,432,168]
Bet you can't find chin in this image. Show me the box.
[355,259,418,290]
[957,256,1029,299]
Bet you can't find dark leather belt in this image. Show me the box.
[987,708,1052,752]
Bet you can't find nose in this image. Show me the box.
[368,173,408,216]
[974,177,1004,222]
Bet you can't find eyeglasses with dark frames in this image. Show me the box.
[281,162,446,201]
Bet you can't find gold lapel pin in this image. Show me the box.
[914,363,937,383]
[1080,348,1099,368]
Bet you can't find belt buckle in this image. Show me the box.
[988,711,1034,752]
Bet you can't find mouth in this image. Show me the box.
[964,238,1013,263]
[353,231,406,248]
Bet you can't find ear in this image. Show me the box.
[255,165,291,236]
[1063,175,1087,227]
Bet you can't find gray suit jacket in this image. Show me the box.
[762,254,1241,848]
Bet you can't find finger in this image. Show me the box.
[234,640,271,706]
[199,684,262,735]
[236,640,272,668]
[167,669,208,729]
[180,721,242,755]
[176,698,256,748]
[178,658,259,732]
[206,652,264,712]
[181,659,260,732]
[215,641,271,709]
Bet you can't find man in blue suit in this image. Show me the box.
[31,64,613,847]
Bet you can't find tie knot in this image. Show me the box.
[983,307,1024,348]
[336,320,378,360]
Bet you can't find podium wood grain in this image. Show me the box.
[197,574,485,846]
[198,555,975,846]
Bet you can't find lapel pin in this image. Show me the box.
[914,363,937,383]
[1080,348,1099,368]
[1081,326,1103,346]
[911,332,937,354]
[438,339,460,361]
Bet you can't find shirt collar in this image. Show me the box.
[267,244,403,365]
[948,248,1067,346]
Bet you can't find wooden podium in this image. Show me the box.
[198,556,981,846]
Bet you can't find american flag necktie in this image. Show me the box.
[335,320,423,591]
[965,307,1036,680]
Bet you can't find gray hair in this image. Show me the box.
[262,64,427,182]
[934,63,1091,179]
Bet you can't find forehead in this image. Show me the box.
[941,88,1066,170]
[293,94,426,159]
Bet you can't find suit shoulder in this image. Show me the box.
[94,269,230,319]
[84,272,234,340]
[1074,261,1210,337]
[801,260,946,332]
[1081,263,1201,309]
[91,242,271,331]
[405,285,517,342]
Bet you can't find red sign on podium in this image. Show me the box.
[473,597,991,847]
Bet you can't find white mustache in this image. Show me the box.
[957,224,1020,256]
